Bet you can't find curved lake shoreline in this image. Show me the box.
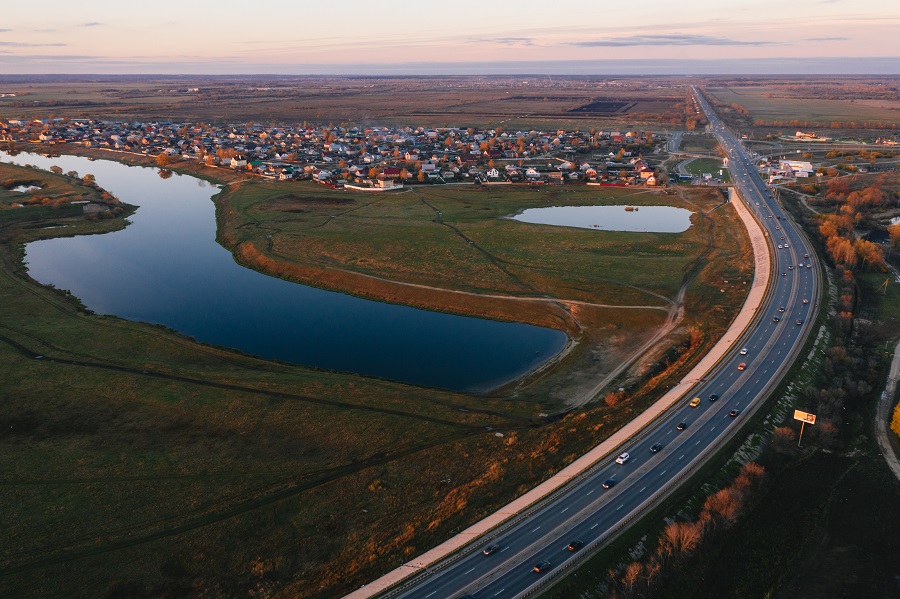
[4,151,567,393]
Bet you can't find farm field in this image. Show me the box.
[707,85,900,126]
[0,75,685,129]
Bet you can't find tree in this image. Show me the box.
[156,152,172,167]
[82,173,96,186]
[49,165,63,175]
[158,168,173,180]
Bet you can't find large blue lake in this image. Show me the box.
[5,151,566,393]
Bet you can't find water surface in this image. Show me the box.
[511,205,694,233]
[5,151,566,392]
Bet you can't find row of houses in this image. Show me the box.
[0,118,663,188]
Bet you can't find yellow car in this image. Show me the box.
[690,397,701,408]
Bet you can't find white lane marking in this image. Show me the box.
[494,590,506,597]
[500,546,509,552]
[586,489,594,496]
[696,439,702,445]
[660,470,667,476]
[531,526,541,533]
[426,592,437,598]
[561,507,569,514]
[639,486,647,493]
[710,426,717,432]
[617,504,624,511]
[591,523,599,530]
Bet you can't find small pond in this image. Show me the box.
[510,205,694,233]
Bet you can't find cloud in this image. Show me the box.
[0,29,11,33]
[806,37,848,41]
[568,34,777,47]
[82,22,101,27]
[469,37,536,47]
[0,41,66,47]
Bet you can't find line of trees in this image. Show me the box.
[601,462,766,599]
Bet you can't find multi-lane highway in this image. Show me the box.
[367,89,819,599]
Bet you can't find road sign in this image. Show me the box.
[793,410,816,424]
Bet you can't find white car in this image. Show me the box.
[740,347,749,355]
[615,452,630,465]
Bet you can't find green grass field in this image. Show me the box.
[684,157,731,182]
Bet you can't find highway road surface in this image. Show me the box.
[363,88,819,599]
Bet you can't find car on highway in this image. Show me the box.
[690,397,701,407]
[533,560,552,573]
[602,478,616,489]
[782,272,787,277]
[804,253,809,258]
[778,244,783,249]
[807,264,812,269]
[567,540,584,551]
[788,265,794,270]
[709,394,719,402]
[738,362,746,370]
[803,298,809,304]
[773,316,780,322]
[796,319,803,325]
[785,243,790,247]
[616,452,630,464]
[778,306,785,312]
[676,421,687,430]
[650,443,663,453]
[483,544,500,555]
[729,409,741,417]
[740,347,748,355]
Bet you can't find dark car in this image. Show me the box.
[796,319,803,325]
[773,316,781,322]
[567,540,584,551]
[650,442,663,453]
[709,394,719,402]
[778,306,785,312]
[533,560,552,573]
[483,544,500,556]
[602,478,616,489]
[729,409,740,417]
[676,421,687,431]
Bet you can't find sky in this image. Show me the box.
[1,0,898,74]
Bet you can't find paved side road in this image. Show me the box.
[876,337,900,482]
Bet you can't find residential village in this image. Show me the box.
[0,118,665,191]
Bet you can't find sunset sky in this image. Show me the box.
[1,0,898,74]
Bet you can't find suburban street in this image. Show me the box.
[358,89,820,599]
